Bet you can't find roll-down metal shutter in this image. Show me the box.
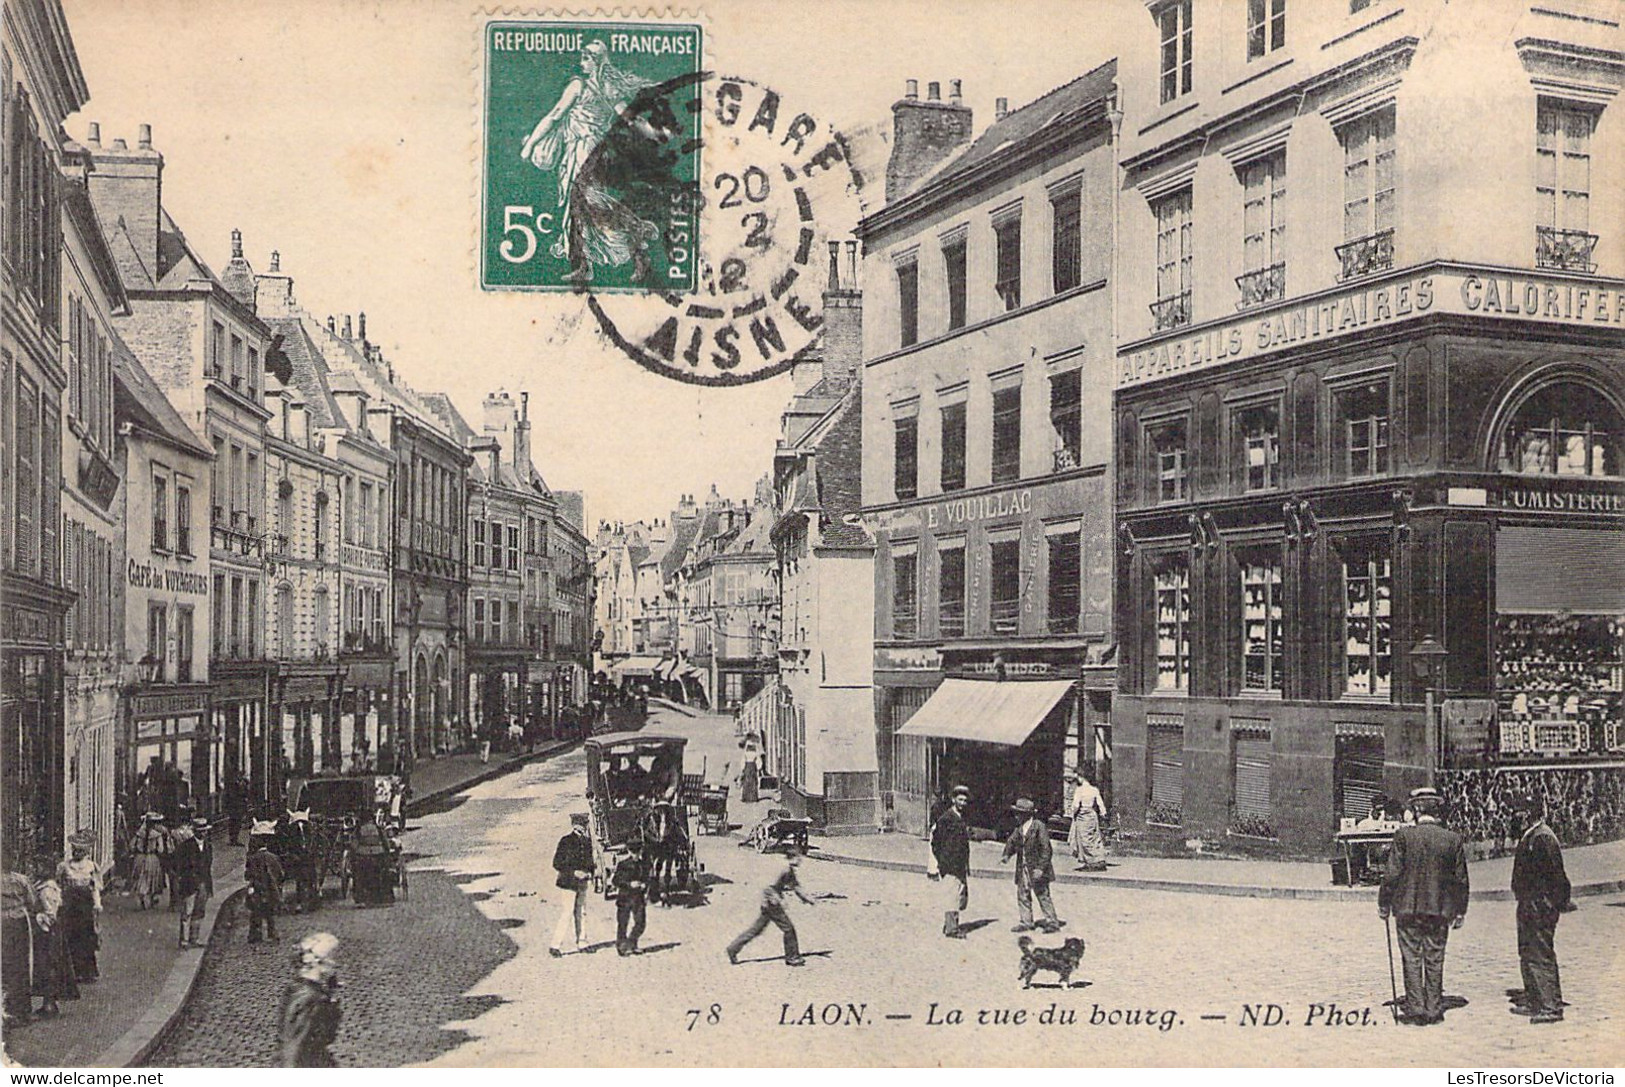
[1497,526,1625,614]
[1233,733,1272,820]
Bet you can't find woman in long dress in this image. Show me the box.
[31,860,79,1013]
[56,835,102,981]
[520,40,659,281]
[130,811,170,910]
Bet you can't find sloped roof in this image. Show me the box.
[111,332,212,458]
[659,514,701,581]
[726,507,775,555]
[267,318,342,429]
[60,178,128,311]
[778,384,869,549]
[900,59,1117,205]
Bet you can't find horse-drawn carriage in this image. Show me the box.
[585,733,704,904]
[286,774,408,904]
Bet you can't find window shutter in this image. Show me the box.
[1147,718,1184,817]
[1234,735,1271,818]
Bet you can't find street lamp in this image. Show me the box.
[1409,635,1449,782]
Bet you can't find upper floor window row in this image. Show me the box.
[891,191,1089,349]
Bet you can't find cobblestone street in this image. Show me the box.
[141,709,1623,1067]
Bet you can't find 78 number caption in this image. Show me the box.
[686,1004,723,1031]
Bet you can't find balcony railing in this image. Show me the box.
[1535,227,1598,274]
[266,533,289,557]
[1149,291,1191,332]
[1235,262,1286,309]
[1335,230,1394,281]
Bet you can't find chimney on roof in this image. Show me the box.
[515,391,532,478]
[253,246,295,318]
[138,124,152,149]
[821,236,863,393]
[995,97,1009,120]
[358,312,367,342]
[84,125,164,277]
[950,79,962,102]
[87,122,100,146]
[886,78,973,203]
[221,228,257,310]
[342,315,353,340]
[905,79,918,99]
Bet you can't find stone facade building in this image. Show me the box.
[1111,0,1625,855]
[859,71,1121,835]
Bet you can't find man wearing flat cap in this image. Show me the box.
[1508,792,1572,1024]
[1001,797,1063,933]
[930,785,972,939]
[550,813,597,956]
[1379,786,1468,1025]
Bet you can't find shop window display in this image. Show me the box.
[1498,382,1623,477]
[1240,556,1284,693]
[1495,613,1623,759]
[1154,558,1191,691]
[1343,549,1392,697]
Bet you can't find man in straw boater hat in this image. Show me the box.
[1507,791,1574,1024]
[245,820,285,944]
[1001,797,1064,934]
[1378,786,1469,1025]
[929,784,972,939]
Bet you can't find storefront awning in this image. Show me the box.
[896,678,1074,746]
[610,656,665,679]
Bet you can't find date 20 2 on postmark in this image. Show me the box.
[481,19,704,293]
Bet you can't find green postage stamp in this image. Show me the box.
[481,19,704,293]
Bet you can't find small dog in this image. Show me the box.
[1017,935,1087,989]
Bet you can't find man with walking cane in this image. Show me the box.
[1378,786,1468,1026]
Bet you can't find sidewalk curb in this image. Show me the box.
[806,850,1625,903]
[105,739,580,1068]
[403,739,580,817]
[94,876,247,1069]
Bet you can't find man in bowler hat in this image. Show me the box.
[1379,786,1468,1025]
[1508,792,1573,1024]
[1001,797,1063,934]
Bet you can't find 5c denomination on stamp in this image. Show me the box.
[481,18,703,293]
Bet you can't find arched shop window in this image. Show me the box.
[1498,380,1623,477]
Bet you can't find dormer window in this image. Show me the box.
[1158,0,1194,104]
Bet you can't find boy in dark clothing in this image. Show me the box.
[726,849,814,967]
[245,827,285,943]
[612,841,650,956]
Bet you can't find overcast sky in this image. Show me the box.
[63,0,1138,528]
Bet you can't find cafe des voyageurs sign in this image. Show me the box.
[1117,264,1625,389]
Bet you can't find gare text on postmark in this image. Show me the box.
[481,18,704,294]
[586,73,867,386]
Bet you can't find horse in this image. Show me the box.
[639,798,693,904]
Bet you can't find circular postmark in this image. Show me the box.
[578,72,867,386]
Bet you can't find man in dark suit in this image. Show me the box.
[1001,797,1062,934]
[1379,786,1468,1025]
[930,785,972,939]
[1509,792,1573,1024]
[549,813,596,956]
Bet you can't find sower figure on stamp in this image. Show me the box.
[1508,792,1574,1024]
[1002,798,1063,934]
[1378,786,1468,1026]
[727,848,814,967]
[612,838,650,956]
[930,785,971,939]
[519,40,659,284]
[549,813,596,957]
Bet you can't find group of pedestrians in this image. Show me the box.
[1377,786,1574,1026]
[125,809,216,946]
[1,835,104,1025]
